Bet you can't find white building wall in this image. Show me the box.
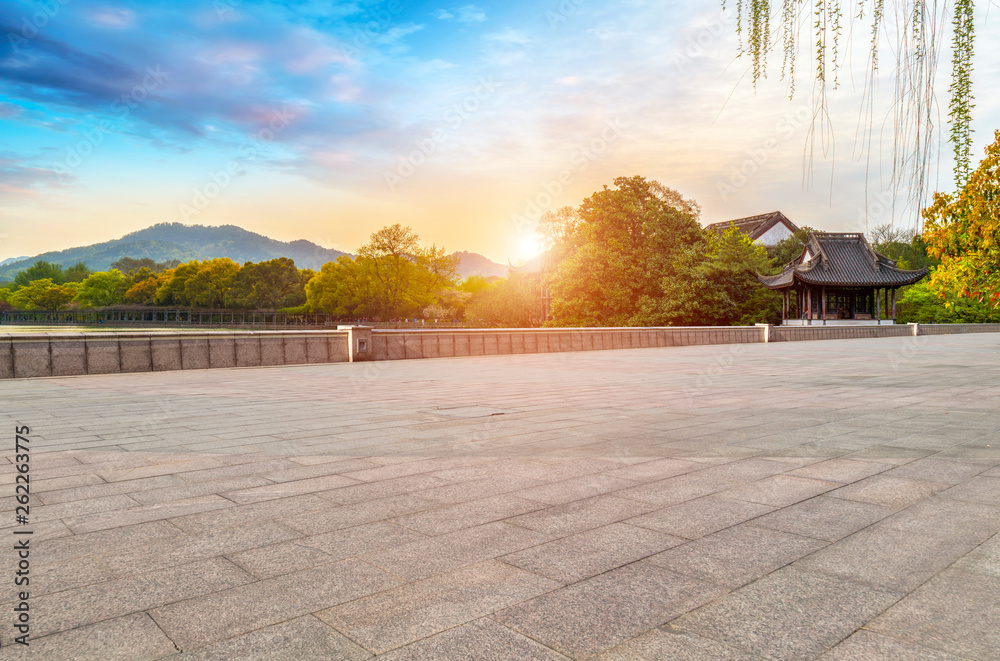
[755,223,795,246]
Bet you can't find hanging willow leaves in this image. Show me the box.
[726,0,976,228]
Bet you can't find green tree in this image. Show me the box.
[465,275,541,327]
[228,258,307,309]
[74,270,126,308]
[111,257,180,273]
[922,130,1000,309]
[767,226,815,267]
[8,279,79,310]
[896,281,996,323]
[64,262,92,283]
[183,258,239,308]
[544,176,704,326]
[152,261,202,306]
[305,256,377,317]
[13,261,66,288]
[656,227,781,326]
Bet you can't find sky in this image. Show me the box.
[1,0,998,264]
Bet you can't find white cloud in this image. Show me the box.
[434,9,454,20]
[457,5,487,24]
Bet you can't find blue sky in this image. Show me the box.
[1,0,998,263]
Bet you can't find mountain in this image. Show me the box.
[0,256,28,267]
[0,223,349,279]
[453,251,508,279]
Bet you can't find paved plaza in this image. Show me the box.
[1,333,999,659]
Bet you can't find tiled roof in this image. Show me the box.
[759,232,928,288]
[705,211,798,241]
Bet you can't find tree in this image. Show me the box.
[8,279,79,310]
[656,227,781,326]
[544,176,704,326]
[305,256,377,317]
[183,258,239,308]
[767,226,815,267]
[868,224,938,271]
[13,261,65,288]
[64,262,92,283]
[465,275,541,327]
[922,129,1000,309]
[896,281,995,323]
[74,270,126,308]
[111,257,180,273]
[228,258,307,309]
[729,1,977,213]
[118,268,161,304]
[152,262,202,306]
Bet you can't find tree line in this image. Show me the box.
[3,131,999,326]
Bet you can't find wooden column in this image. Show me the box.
[821,286,827,319]
[875,288,881,322]
[891,288,897,321]
[806,288,812,320]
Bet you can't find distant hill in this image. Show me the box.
[0,256,28,267]
[454,251,508,278]
[0,223,349,279]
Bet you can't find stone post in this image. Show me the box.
[756,323,772,343]
[338,325,373,362]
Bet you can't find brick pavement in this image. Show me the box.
[1,333,998,659]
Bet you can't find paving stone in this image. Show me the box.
[939,475,1000,505]
[673,567,902,661]
[285,494,435,535]
[0,613,178,661]
[317,560,561,654]
[868,568,1000,659]
[627,496,775,540]
[503,522,683,583]
[614,471,736,506]
[884,457,990,485]
[169,493,332,535]
[795,497,1000,591]
[951,532,1000,578]
[514,473,638,505]
[603,458,705,482]
[378,618,568,661]
[0,557,252,642]
[595,625,756,661]
[827,475,950,509]
[221,474,362,504]
[750,495,893,541]
[716,474,840,507]
[819,629,965,660]
[507,494,656,536]
[63,495,234,533]
[647,524,827,588]
[393,494,544,535]
[318,474,453,505]
[494,560,726,659]
[151,558,401,650]
[174,615,371,660]
[787,457,893,483]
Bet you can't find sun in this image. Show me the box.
[517,235,542,261]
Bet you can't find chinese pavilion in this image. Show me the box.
[758,232,928,325]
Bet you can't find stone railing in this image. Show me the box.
[2,322,998,378]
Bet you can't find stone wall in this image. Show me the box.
[1,323,998,378]
[0,331,350,379]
